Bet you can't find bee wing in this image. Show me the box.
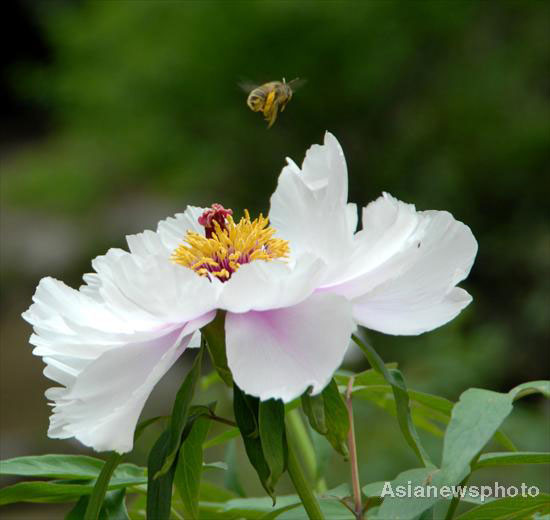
[287,77,307,91]
[238,79,260,93]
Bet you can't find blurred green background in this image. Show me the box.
[1,0,549,517]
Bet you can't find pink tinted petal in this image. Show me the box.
[225,293,355,402]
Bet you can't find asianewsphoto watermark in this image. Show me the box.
[381,481,541,503]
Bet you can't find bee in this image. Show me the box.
[241,77,304,128]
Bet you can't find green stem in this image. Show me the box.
[346,377,363,520]
[444,453,480,520]
[286,408,317,482]
[286,426,324,520]
[84,452,122,520]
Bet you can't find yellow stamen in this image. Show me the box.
[172,210,289,281]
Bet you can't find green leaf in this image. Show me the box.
[174,415,212,520]
[352,335,432,466]
[0,481,97,505]
[455,494,550,519]
[352,384,517,451]
[203,461,228,471]
[156,347,204,477]
[277,497,355,519]
[67,489,130,520]
[204,427,240,449]
[199,480,238,503]
[259,399,287,491]
[233,384,273,498]
[201,370,223,390]
[199,494,301,519]
[146,430,177,520]
[224,438,246,497]
[84,452,122,520]
[363,480,486,506]
[509,380,550,400]
[0,465,146,506]
[334,364,398,387]
[301,393,328,434]
[321,379,350,457]
[202,312,233,386]
[134,415,168,442]
[302,379,349,457]
[441,388,514,483]
[311,429,332,486]
[371,386,534,520]
[473,452,550,469]
[368,467,442,520]
[0,455,104,479]
[66,496,89,519]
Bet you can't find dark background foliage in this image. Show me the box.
[1,0,549,517]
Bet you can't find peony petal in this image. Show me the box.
[349,201,477,335]
[322,193,424,295]
[90,248,219,326]
[269,133,356,272]
[45,313,214,453]
[23,275,216,452]
[225,293,356,402]
[219,255,326,313]
[126,205,207,260]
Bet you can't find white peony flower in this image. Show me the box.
[23,132,477,453]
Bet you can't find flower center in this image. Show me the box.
[171,204,289,281]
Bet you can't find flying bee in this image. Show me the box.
[241,77,304,128]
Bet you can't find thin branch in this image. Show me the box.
[207,412,237,427]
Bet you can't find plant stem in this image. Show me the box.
[346,377,363,520]
[286,423,324,520]
[207,412,237,427]
[444,453,480,520]
[84,452,122,520]
[286,408,318,482]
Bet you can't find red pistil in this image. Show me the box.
[198,203,233,238]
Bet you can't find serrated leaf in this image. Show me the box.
[259,399,287,491]
[174,415,212,520]
[455,494,550,519]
